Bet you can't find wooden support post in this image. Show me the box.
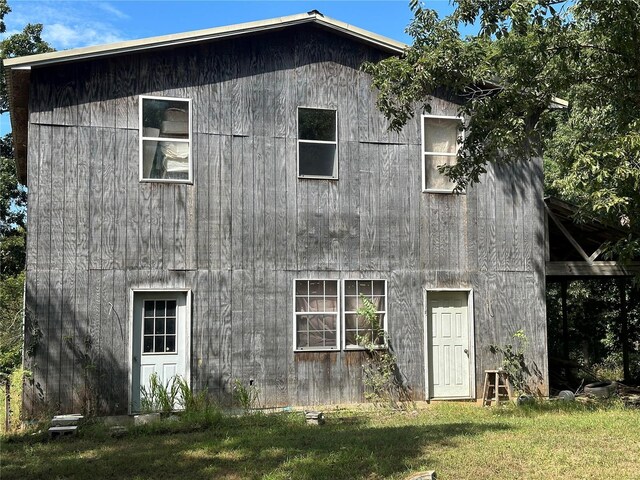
[561,280,569,365]
[617,278,630,383]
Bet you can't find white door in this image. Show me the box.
[426,291,472,399]
[131,291,189,412]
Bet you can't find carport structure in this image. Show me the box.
[545,197,639,383]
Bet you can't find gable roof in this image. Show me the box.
[4,11,405,70]
[4,11,406,184]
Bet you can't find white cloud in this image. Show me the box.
[98,3,130,21]
[2,1,129,49]
[46,22,125,49]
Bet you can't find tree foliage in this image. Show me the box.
[365,0,640,259]
[0,0,53,114]
[0,271,23,374]
[546,279,640,383]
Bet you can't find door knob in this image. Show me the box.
[464,349,469,355]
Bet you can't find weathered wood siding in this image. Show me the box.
[23,26,546,414]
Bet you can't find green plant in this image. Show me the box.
[232,378,260,412]
[356,296,412,409]
[140,373,182,413]
[172,375,208,413]
[0,367,31,433]
[24,313,42,360]
[0,272,24,375]
[489,330,531,395]
[65,335,100,416]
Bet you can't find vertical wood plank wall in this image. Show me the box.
[23,26,547,414]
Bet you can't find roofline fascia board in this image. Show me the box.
[3,13,406,70]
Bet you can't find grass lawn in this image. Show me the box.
[2,402,639,479]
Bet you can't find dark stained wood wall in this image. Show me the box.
[22,25,546,415]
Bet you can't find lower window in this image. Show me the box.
[344,280,387,348]
[293,278,388,351]
[294,280,339,350]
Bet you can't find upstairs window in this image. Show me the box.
[140,96,192,183]
[298,107,338,179]
[343,280,387,349]
[422,115,462,193]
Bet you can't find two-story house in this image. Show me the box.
[5,11,547,415]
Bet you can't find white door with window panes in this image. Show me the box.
[131,291,189,412]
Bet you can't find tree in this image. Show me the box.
[0,271,23,374]
[365,0,640,260]
[0,0,53,114]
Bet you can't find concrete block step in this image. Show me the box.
[49,425,78,438]
[51,414,84,427]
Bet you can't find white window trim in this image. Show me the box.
[342,279,388,351]
[292,279,341,352]
[139,95,193,184]
[421,114,463,194]
[297,106,339,180]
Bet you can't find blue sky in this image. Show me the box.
[1,0,456,135]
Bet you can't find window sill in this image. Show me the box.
[294,348,339,353]
[140,178,193,185]
[422,188,464,194]
[343,345,388,351]
[298,175,339,181]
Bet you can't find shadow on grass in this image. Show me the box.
[1,412,511,480]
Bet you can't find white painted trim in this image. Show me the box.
[421,114,464,194]
[297,106,339,180]
[292,279,341,352]
[128,288,192,414]
[139,95,193,184]
[423,288,475,401]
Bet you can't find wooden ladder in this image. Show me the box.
[482,370,513,406]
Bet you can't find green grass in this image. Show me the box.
[2,402,639,479]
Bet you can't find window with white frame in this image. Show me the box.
[343,280,387,349]
[298,107,338,179]
[294,280,339,350]
[140,96,192,182]
[422,115,462,192]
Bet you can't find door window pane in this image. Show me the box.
[142,299,178,354]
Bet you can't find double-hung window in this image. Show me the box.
[140,95,192,183]
[294,280,339,351]
[293,279,388,351]
[297,107,338,179]
[343,280,387,349]
[422,115,462,193]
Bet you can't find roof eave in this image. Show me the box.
[3,12,405,69]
